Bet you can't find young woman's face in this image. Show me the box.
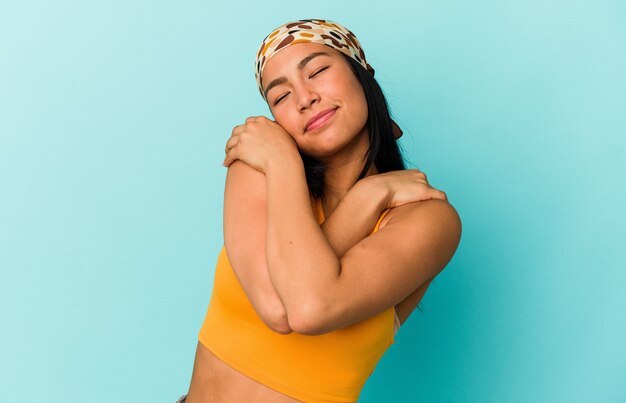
[261,43,369,159]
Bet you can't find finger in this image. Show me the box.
[232,124,245,135]
[223,144,238,167]
[414,171,429,186]
[224,134,238,155]
[431,188,447,201]
[224,135,241,159]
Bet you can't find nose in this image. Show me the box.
[295,83,320,112]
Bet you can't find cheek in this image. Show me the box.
[346,85,368,124]
[337,74,367,113]
[273,114,301,138]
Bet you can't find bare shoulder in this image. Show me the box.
[376,199,462,276]
[380,198,462,236]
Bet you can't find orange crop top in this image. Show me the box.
[198,198,395,402]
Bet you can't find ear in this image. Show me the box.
[391,119,403,139]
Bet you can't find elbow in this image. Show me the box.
[268,309,293,334]
[286,301,326,336]
[262,300,294,334]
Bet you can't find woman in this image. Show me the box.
[179,19,462,403]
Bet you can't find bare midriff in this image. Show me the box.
[185,340,303,403]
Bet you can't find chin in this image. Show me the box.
[303,135,353,159]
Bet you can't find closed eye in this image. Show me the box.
[273,67,330,106]
[310,66,329,78]
[274,93,289,105]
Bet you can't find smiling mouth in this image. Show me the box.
[306,108,338,132]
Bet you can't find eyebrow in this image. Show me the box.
[263,51,331,99]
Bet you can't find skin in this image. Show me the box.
[185,42,460,402]
[261,42,376,216]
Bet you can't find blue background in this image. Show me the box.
[1,1,624,402]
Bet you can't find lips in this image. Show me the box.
[305,108,338,132]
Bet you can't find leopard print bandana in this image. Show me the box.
[255,19,374,99]
[254,19,403,139]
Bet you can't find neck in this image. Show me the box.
[317,129,378,217]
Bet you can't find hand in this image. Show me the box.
[223,116,299,174]
[365,169,448,209]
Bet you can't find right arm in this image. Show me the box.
[223,161,390,334]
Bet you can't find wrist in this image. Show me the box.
[356,175,393,211]
[266,154,304,175]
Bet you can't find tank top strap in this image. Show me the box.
[373,208,391,233]
[314,197,325,224]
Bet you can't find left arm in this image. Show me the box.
[264,156,461,335]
